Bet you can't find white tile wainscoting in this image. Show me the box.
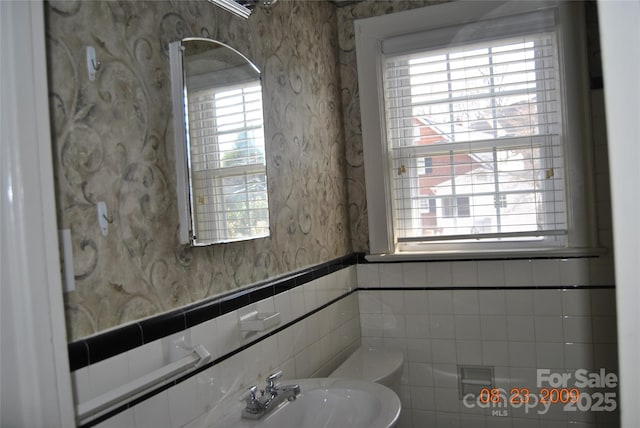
[71,266,361,428]
[357,260,618,428]
[71,257,618,428]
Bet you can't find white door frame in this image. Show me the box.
[598,1,640,426]
[1,1,75,426]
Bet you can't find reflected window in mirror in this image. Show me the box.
[170,38,270,246]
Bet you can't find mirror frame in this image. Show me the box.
[169,37,269,246]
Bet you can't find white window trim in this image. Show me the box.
[355,0,599,260]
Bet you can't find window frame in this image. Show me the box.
[355,0,598,259]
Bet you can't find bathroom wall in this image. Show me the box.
[336,0,440,252]
[357,259,618,428]
[71,266,361,427]
[336,2,619,427]
[45,0,351,341]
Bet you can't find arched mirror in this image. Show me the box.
[169,38,269,246]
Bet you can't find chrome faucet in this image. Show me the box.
[241,371,301,420]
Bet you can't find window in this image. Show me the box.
[356,1,596,257]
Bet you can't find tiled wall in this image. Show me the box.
[71,267,360,428]
[357,260,619,428]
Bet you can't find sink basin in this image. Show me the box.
[197,378,401,428]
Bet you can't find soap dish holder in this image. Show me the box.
[239,311,281,335]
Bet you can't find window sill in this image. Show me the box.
[365,247,608,262]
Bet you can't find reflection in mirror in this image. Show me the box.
[169,38,270,246]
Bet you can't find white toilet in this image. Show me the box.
[329,346,404,398]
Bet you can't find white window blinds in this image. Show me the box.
[383,24,567,247]
[187,82,269,243]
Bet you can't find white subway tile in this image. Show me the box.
[426,262,452,286]
[563,316,593,343]
[360,313,383,337]
[508,341,537,368]
[481,341,509,366]
[564,343,595,369]
[273,291,293,325]
[480,315,508,341]
[588,256,615,285]
[507,315,535,342]
[531,259,562,286]
[285,287,304,321]
[504,259,533,286]
[88,352,130,400]
[410,386,436,410]
[303,282,318,313]
[379,263,403,286]
[434,387,460,413]
[405,314,430,339]
[477,260,505,287]
[133,390,171,428]
[478,290,507,315]
[70,367,90,405]
[402,262,427,287]
[452,290,480,315]
[590,289,616,316]
[382,313,407,338]
[357,263,380,288]
[403,290,428,314]
[429,314,455,339]
[381,290,405,314]
[427,290,454,314]
[94,408,136,428]
[431,363,459,388]
[430,339,456,363]
[450,261,478,286]
[289,320,307,355]
[592,316,617,344]
[505,289,534,315]
[455,341,482,365]
[216,310,240,354]
[561,289,592,316]
[559,259,591,286]
[535,342,565,368]
[534,316,564,342]
[435,413,462,428]
[508,367,538,389]
[408,362,434,387]
[256,296,276,315]
[304,313,321,346]
[406,338,432,363]
[294,348,311,378]
[167,376,199,428]
[454,316,482,341]
[533,289,563,315]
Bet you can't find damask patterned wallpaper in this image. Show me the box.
[45,0,351,341]
[336,0,444,252]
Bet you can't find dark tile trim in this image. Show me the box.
[67,250,612,371]
[68,253,360,371]
[360,285,616,291]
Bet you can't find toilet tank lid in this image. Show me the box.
[330,347,404,383]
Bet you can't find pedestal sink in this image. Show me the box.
[195,378,401,428]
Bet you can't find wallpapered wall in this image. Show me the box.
[336,0,442,252]
[45,0,352,341]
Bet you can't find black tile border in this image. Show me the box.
[68,253,361,371]
[67,251,612,371]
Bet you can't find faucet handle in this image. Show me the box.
[240,385,259,404]
[267,371,283,384]
[265,371,283,391]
